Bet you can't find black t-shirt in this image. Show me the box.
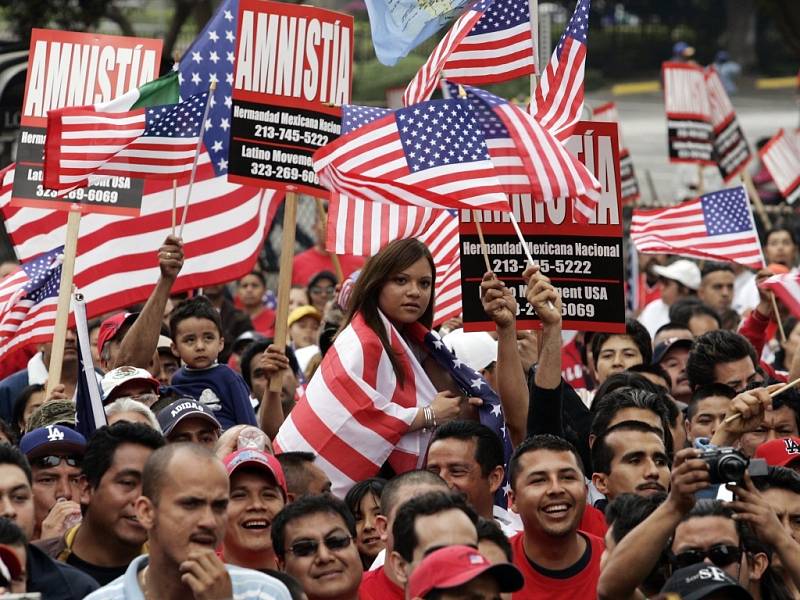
[66,552,127,587]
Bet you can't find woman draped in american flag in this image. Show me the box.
[274,239,477,497]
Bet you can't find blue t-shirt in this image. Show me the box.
[167,364,256,429]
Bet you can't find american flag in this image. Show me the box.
[631,186,766,270]
[274,314,512,503]
[327,195,462,326]
[530,0,590,141]
[759,129,800,205]
[0,245,62,361]
[761,273,800,320]
[403,0,494,107]
[442,0,536,86]
[313,99,511,212]
[176,0,237,175]
[44,91,209,190]
[453,83,600,212]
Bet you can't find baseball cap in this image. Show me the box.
[156,335,173,352]
[288,305,322,327]
[652,260,701,290]
[157,397,221,436]
[101,366,160,403]
[409,545,523,598]
[661,564,751,600]
[442,329,498,372]
[232,331,266,355]
[224,448,287,501]
[20,425,87,460]
[0,544,22,585]
[652,337,694,365]
[96,312,138,355]
[673,41,695,58]
[755,437,800,468]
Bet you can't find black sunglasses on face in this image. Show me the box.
[670,544,742,570]
[33,455,81,469]
[286,534,353,557]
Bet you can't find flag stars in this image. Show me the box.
[208,30,219,42]
[209,51,219,63]
[223,9,233,21]
[192,51,202,63]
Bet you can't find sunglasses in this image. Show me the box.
[670,544,742,570]
[33,455,81,469]
[286,534,353,557]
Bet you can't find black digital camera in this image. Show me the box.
[699,446,768,484]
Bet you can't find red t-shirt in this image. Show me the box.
[251,308,276,337]
[561,339,588,390]
[358,567,403,600]
[579,505,607,539]
[510,531,603,599]
[292,247,366,287]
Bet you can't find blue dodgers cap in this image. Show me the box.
[157,397,221,436]
[20,425,87,460]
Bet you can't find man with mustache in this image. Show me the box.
[85,443,291,600]
[591,421,671,507]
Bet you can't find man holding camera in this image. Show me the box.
[598,386,800,600]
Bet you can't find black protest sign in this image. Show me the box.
[460,121,625,334]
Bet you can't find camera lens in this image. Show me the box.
[717,453,747,483]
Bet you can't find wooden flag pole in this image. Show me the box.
[45,207,82,399]
[314,197,343,282]
[178,81,216,238]
[723,376,800,424]
[771,291,786,343]
[269,191,299,393]
[473,212,492,274]
[508,210,556,311]
[741,170,772,230]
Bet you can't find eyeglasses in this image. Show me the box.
[286,534,353,557]
[670,544,742,570]
[33,455,81,469]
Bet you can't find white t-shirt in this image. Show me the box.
[638,298,670,338]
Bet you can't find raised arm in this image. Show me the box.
[113,235,183,369]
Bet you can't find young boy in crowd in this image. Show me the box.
[167,296,257,429]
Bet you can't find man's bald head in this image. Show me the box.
[142,442,221,504]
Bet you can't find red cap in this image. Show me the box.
[408,545,523,598]
[223,449,288,501]
[755,437,800,468]
[0,544,22,582]
[96,312,137,356]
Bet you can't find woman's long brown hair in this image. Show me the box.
[343,238,436,385]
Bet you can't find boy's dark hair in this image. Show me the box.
[0,444,31,484]
[239,340,300,389]
[686,383,736,420]
[591,421,667,476]
[508,434,584,490]
[82,422,165,489]
[271,494,356,561]
[476,517,512,561]
[701,262,734,279]
[379,469,448,517]
[590,387,673,447]
[766,226,798,247]
[276,452,318,498]
[591,319,652,367]
[654,321,692,339]
[668,297,703,326]
[771,388,800,432]
[686,330,759,389]
[593,372,664,406]
[606,492,667,543]
[392,492,478,562]
[168,295,224,341]
[627,363,672,390]
[753,466,800,496]
[0,517,26,546]
[429,420,504,478]
[12,384,45,436]
[344,477,386,520]
[242,271,266,287]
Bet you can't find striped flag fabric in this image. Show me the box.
[402,0,494,107]
[0,158,280,319]
[442,0,536,86]
[631,186,766,270]
[313,99,511,212]
[274,314,511,499]
[327,195,462,325]
[44,87,208,190]
[453,83,600,217]
[759,129,800,205]
[761,272,800,319]
[530,0,590,140]
[0,244,62,361]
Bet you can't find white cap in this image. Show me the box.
[442,329,498,372]
[101,366,160,402]
[651,259,701,290]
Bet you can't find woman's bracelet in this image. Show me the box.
[423,405,438,430]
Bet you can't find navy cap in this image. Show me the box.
[661,564,752,600]
[20,425,87,460]
[652,337,693,366]
[157,398,221,436]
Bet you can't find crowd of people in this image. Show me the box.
[0,205,799,600]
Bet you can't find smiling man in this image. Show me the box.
[507,434,604,599]
[36,422,164,586]
[85,443,291,600]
